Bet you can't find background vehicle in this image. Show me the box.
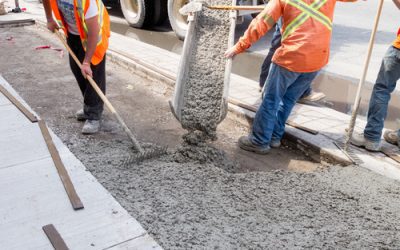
[119,0,266,40]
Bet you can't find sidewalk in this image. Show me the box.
[3,0,400,181]
[0,74,161,249]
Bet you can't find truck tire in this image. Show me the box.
[154,0,168,25]
[168,0,190,40]
[121,0,154,28]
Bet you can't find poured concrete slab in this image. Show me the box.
[0,76,161,249]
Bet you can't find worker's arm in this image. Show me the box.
[225,0,281,58]
[81,15,100,78]
[393,0,400,9]
[42,0,57,32]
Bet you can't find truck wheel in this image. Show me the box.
[121,0,154,28]
[168,0,190,40]
[153,0,168,25]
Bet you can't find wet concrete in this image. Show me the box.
[4,25,400,249]
[106,3,400,131]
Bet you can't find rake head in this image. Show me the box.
[333,140,363,165]
[123,146,168,166]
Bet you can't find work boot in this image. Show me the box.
[270,139,281,148]
[238,136,270,154]
[298,91,326,103]
[383,130,399,146]
[350,132,380,152]
[82,120,100,134]
[75,109,88,121]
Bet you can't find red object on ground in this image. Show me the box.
[35,45,51,50]
[6,36,13,41]
[35,45,64,58]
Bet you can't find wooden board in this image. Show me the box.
[381,146,400,164]
[42,224,69,250]
[0,84,38,122]
[228,98,319,135]
[38,120,84,210]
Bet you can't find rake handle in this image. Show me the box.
[344,0,384,151]
[54,30,144,153]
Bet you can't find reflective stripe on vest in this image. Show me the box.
[75,0,104,49]
[97,0,105,45]
[282,0,332,41]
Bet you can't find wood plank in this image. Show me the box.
[0,85,38,122]
[381,146,400,164]
[228,98,319,135]
[42,224,69,250]
[38,120,84,210]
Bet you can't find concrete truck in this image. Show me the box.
[120,0,266,40]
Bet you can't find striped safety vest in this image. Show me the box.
[50,0,110,65]
[282,0,332,40]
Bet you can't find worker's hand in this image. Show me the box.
[46,19,58,32]
[224,46,237,59]
[81,62,93,79]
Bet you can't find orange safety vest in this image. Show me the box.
[50,0,110,65]
[233,0,356,73]
[394,27,400,49]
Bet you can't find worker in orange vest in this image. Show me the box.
[42,0,110,134]
[225,0,356,154]
[351,0,400,151]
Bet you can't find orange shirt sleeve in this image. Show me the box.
[233,0,283,54]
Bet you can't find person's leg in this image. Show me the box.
[67,33,106,121]
[67,33,86,96]
[259,22,282,89]
[250,63,298,146]
[83,56,106,120]
[364,46,400,142]
[272,71,319,142]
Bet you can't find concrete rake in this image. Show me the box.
[55,30,167,164]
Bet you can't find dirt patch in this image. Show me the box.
[2,25,400,249]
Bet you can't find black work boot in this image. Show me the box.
[238,136,270,155]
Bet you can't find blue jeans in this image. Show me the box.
[259,19,312,98]
[364,45,400,142]
[251,63,319,146]
[259,21,282,88]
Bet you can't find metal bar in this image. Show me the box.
[0,85,38,122]
[38,120,84,210]
[208,5,265,11]
[42,224,69,250]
